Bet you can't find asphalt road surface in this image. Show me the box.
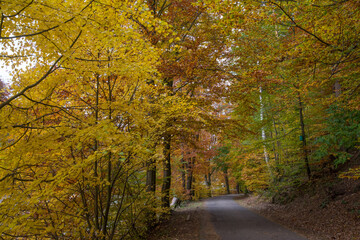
[203,194,308,240]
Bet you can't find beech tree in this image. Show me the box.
[0,0,169,238]
[1,0,234,238]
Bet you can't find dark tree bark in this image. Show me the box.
[298,94,311,180]
[146,157,156,193]
[145,155,157,229]
[236,182,240,194]
[181,158,186,192]
[161,133,171,208]
[186,157,195,199]
[224,168,230,194]
[204,166,212,197]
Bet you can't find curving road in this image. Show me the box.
[202,194,308,240]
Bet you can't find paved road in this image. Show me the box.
[203,194,308,240]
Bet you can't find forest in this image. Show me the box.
[0,0,359,239]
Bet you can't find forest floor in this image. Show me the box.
[147,200,205,240]
[148,177,360,240]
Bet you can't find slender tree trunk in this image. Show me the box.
[144,78,157,228]
[145,154,157,229]
[181,158,186,192]
[298,93,311,180]
[161,78,174,208]
[102,73,114,239]
[270,131,279,175]
[161,133,171,208]
[94,74,100,232]
[186,157,195,199]
[224,168,230,194]
[272,117,282,165]
[146,79,157,194]
[191,174,196,198]
[235,182,240,194]
[146,158,157,193]
[259,87,273,178]
[204,171,212,197]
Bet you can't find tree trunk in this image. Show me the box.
[236,182,240,194]
[161,133,171,208]
[259,87,273,178]
[145,155,157,229]
[224,168,230,194]
[191,174,195,198]
[146,157,156,193]
[186,157,195,199]
[94,74,100,232]
[146,78,157,194]
[204,171,212,197]
[181,158,186,192]
[272,117,282,165]
[298,94,311,180]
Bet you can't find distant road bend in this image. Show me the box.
[202,194,308,240]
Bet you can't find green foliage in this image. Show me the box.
[313,104,360,166]
[213,145,231,172]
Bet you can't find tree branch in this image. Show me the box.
[0,29,83,110]
[269,1,332,47]
[0,0,94,39]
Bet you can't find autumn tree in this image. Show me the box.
[134,0,234,207]
[1,0,236,238]
[0,0,172,238]
[203,0,360,194]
